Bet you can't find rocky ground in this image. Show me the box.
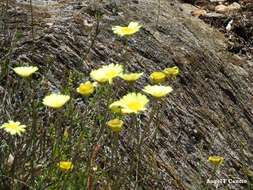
[1,0,252,61]
[181,0,252,60]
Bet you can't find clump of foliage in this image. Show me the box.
[0,19,180,189]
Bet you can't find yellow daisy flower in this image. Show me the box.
[149,71,166,84]
[107,119,124,132]
[112,22,142,36]
[120,72,143,82]
[208,156,224,166]
[109,102,122,114]
[57,161,73,171]
[43,93,70,108]
[0,120,26,136]
[13,66,38,77]
[163,66,179,79]
[90,64,123,84]
[76,81,95,96]
[110,93,149,114]
[142,85,173,98]
[92,82,98,87]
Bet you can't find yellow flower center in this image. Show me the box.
[121,27,135,34]
[80,84,91,91]
[127,101,141,111]
[58,161,73,171]
[7,123,18,130]
[105,70,117,78]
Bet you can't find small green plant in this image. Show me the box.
[0,5,180,186]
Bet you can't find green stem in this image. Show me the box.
[29,79,37,186]
[122,37,129,65]
[141,102,157,145]
[207,166,218,190]
[134,114,140,190]
[151,99,165,144]
[84,8,101,60]
[111,133,118,187]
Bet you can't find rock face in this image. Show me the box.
[1,0,253,189]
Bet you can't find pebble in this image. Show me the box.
[209,0,226,2]
[204,12,226,18]
[191,9,207,17]
[227,2,241,11]
[226,19,233,31]
[215,4,228,13]
[215,2,241,13]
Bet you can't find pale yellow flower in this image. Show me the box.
[43,93,70,108]
[149,71,166,84]
[120,72,143,82]
[57,161,73,171]
[13,66,38,77]
[208,156,224,166]
[142,85,173,98]
[109,102,122,114]
[92,82,98,87]
[163,66,179,79]
[76,81,95,96]
[107,119,124,132]
[112,22,142,36]
[0,120,26,136]
[90,64,123,84]
[110,93,149,114]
